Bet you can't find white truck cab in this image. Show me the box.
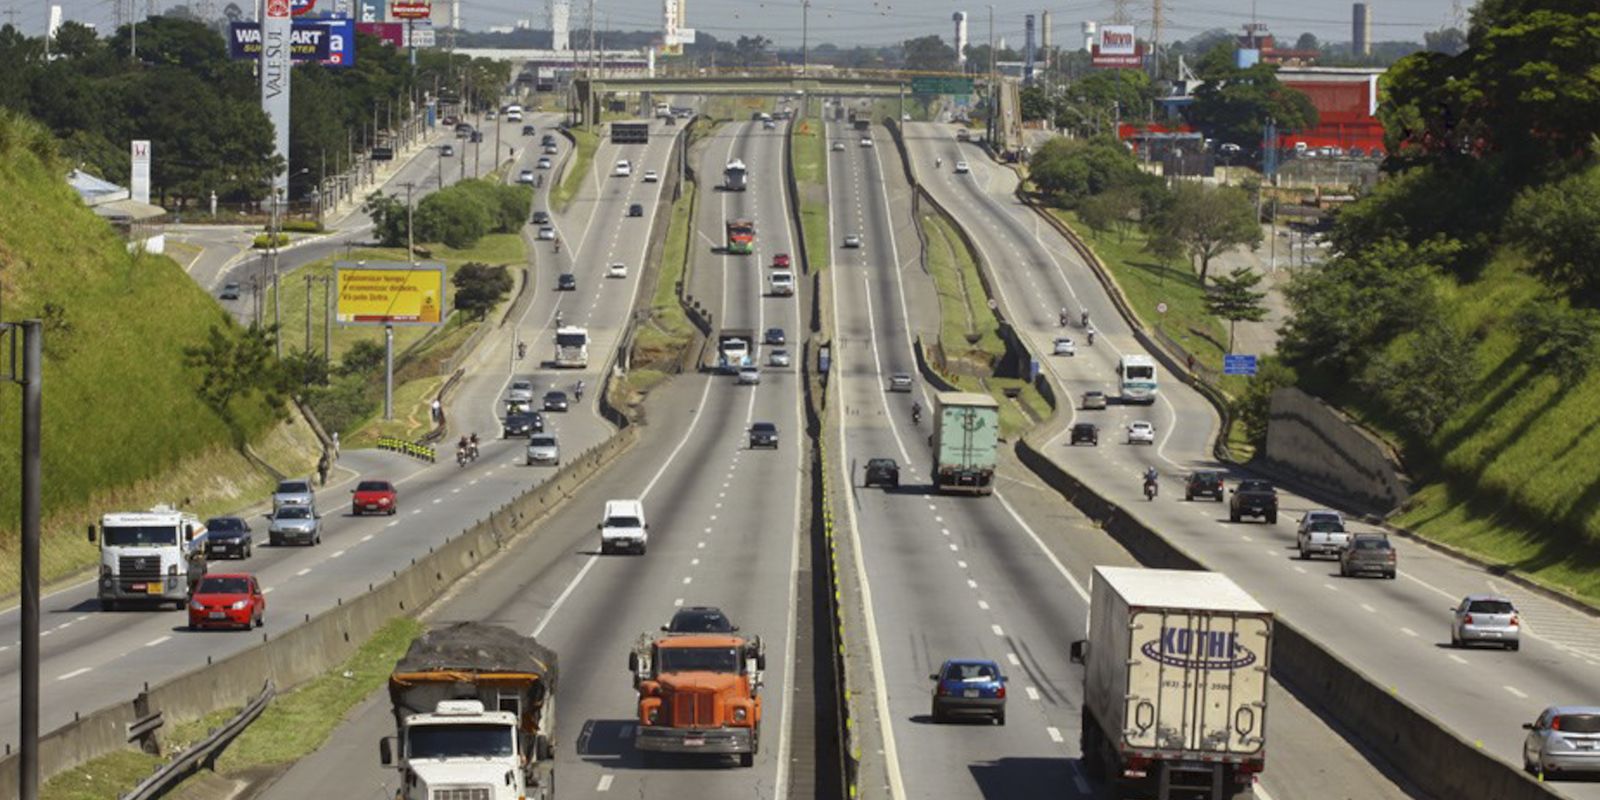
[598,499,648,555]
[91,504,208,610]
[385,700,531,800]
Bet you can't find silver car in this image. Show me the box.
[888,373,913,393]
[508,380,535,403]
[267,505,321,546]
[1524,706,1600,778]
[526,434,560,466]
[271,479,315,511]
[1450,594,1520,650]
[769,349,791,367]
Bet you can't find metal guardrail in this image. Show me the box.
[121,681,274,800]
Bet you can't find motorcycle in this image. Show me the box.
[1081,311,1090,328]
[911,404,923,426]
[1144,478,1158,501]
[517,341,527,360]
[575,381,585,402]
[1087,328,1096,346]
[1059,309,1069,327]
[456,447,469,468]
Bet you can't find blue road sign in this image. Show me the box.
[1223,354,1258,376]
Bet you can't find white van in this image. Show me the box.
[769,270,795,297]
[598,499,648,555]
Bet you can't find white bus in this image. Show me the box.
[554,326,590,368]
[1118,354,1158,404]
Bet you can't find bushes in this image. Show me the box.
[280,219,323,233]
[366,180,532,251]
[252,232,289,248]
[452,263,513,320]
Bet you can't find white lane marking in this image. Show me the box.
[1504,685,1529,699]
[1448,654,1468,665]
[432,498,442,504]
[330,550,346,559]
[58,667,92,681]
[263,587,275,594]
[991,624,1005,636]
[682,576,692,585]
[978,600,990,610]
[1241,535,1253,542]
[691,558,700,566]
[384,522,397,528]
[451,488,461,494]
[1025,686,1041,701]
[1400,627,1418,637]
[994,491,1092,602]
[411,509,421,515]
[967,579,978,589]
[145,636,171,647]
[948,543,958,552]
[957,560,968,569]
[1293,566,1307,574]
[674,598,684,607]
[296,568,311,577]
[39,630,50,638]
[596,774,614,792]
[1323,583,1337,592]
[365,534,378,542]
[1007,653,1021,666]
[1361,603,1376,613]
[1047,726,1064,743]
[940,528,950,536]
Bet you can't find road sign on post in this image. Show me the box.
[911,77,975,95]
[1223,354,1258,376]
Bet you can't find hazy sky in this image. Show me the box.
[20,0,1470,48]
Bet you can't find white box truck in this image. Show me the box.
[1070,566,1271,800]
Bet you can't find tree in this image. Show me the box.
[1358,318,1475,439]
[1028,136,1147,207]
[902,35,956,73]
[51,21,100,59]
[452,263,514,319]
[362,192,408,247]
[1205,267,1269,352]
[1079,186,1141,242]
[1293,32,1320,52]
[1187,61,1318,154]
[1514,300,1600,386]
[1505,165,1600,304]
[1423,27,1466,55]
[414,187,489,250]
[733,35,773,67]
[1149,182,1261,284]
[1019,86,1053,123]
[1233,357,1297,448]
[183,324,285,432]
[340,339,387,376]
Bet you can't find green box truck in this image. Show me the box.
[931,391,1000,495]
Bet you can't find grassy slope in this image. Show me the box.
[0,112,317,595]
[1384,255,1600,602]
[790,117,831,273]
[551,128,599,211]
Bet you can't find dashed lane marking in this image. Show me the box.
[1504,685,1529,699]
[145,636,170,647]
[58,667,91,681]
[296,568,311,577]
[597,775,614,792]
[1007,653,1021,666]
[1400,627,1418,637]
[991,624,1005,636]
[1047,726,1064,743]
[1025,686,1041,701]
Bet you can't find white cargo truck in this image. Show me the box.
[1070,567,1271,800]
[90,505,208,611]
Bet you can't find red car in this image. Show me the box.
[772,253,791,269]
[351,479,397,515]
[187,573,265,631]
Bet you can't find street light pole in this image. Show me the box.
[8,320,42,800]
[801,0,810,76]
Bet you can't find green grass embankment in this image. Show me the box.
[551,128,599,211]
[0,110,320,598]
[621,180,699,406]
[790,118,831,273]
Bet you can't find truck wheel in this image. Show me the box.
[994,709,1005,726]
[1267,513,1277,525]
[600,542,610,556]
[740,750,755,767]
[100,599,114,612]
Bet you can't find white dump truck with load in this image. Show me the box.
[1071,567,1271,800]
[381,623,559,800]
[89,504,208,610]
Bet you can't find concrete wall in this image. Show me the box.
[1263,386,1409,513]
[1014,429,1552,800]
[0,425,640,800]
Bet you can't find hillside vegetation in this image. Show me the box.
[0,110,316,595]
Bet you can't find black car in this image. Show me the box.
[543,391,570,412]
[454,122,473,137]
[749,422,779,448]
[1229,479,1279,524]
[502,411,543,438]
[204,516,252,559]
[864,458,900,488]
[1185,471,1226,501]
[1070,422,1099,446]
[531,210,550,224]
[664,605,737,634]
[541,134,556,146]
[627,203,644,217]
[219,283,242,300]
[521,124,536,136]
[557,273,577,291]
[764,327,786,345]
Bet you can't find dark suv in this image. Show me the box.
[864,458,900,488]
[748,422,779,448]
[531,210,550,225]
[1185,471,1225,501]
[664,606,737,633]
[204,516,253,560]
[1070,423,1099,446]
[1229,479,1279,524]
[502,411,543,438]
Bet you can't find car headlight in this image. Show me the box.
[379,497,391,505]
[230,600,249,610]
[733,707,748,722]
[647,707,660,724]
[191,599,205,610]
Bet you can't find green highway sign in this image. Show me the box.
[911,77,975,95]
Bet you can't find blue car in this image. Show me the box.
[930,658,1006,724]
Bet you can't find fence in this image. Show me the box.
[376,437,436,463]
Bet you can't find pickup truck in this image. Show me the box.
[1229,480,1278,524]
[1296,509,1349,559]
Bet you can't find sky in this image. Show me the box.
[13,0,1470,49]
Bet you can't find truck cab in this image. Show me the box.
[90,505,208,611]
[385,701,528,800]
[630,633,765,766]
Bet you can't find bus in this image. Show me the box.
[554,326,590,368]
[726,220,755,254]
[1118,354,1158,404]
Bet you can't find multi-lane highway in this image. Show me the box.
[261,116,813,799]
[902,120,1600,797]
[0,114,684,753]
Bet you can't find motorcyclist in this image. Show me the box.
[517,341,527,360]
[555,309,564,327]
[553,236,561,254]
[1059,307,1069,327]
[911,400,923,425]
[575,380,585,401]
[468,433,480,460]
[1143,466,1159,497]
[456,443,469,467]
[1086,326,1096,345]
[1081,309,1090,327]
[936,156,943,168]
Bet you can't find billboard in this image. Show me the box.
[130,140,150,205]
[357,0,384,22]
[357,21,429,47]
[230,21,334,60]
[335,262,447,325]
[1092,24,1143,68]
[390,0,430,19]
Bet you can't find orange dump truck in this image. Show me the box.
[628,632,766,766]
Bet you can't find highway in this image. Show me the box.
[902,120,1600,797]
[0,116,681,752]
[260,117,813,799]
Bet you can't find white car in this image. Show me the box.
[607,263,628,279]
[1127,421,1155,445]
[517,169,536,185]
[737,366,762,385]
[508,380,535,403]
[642,170,659,183]
[537,226,556,241]
[614,160,632,177]
[954,161,970,174]
[843,234,862,249]
[831,141,845,152]
[769,349,791,367]
[537,157,553,169]
[859,137,874,148]
[525,434,560,466]
[1053,337,1076,356]
[768,270,795,296]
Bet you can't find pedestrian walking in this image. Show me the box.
[431,398,443,423]
[1186,354,1197,374]
[317,451,330,487]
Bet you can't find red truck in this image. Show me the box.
[351,479,397,516]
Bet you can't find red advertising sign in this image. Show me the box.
[266,0,289,17]
[290,0,316,16]
[390,0,431,19]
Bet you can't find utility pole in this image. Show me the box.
[4,320,42,800]
[403,181,415,259]
[271,190,282,358]
[987,4,995,145]
[322,277,332,364]
[1151,0,1164,79]
[800,0,810,75]
[304,274,313,351]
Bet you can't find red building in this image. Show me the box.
[1274,67,1387,154]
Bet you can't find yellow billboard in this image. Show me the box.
[334,262,446,326]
